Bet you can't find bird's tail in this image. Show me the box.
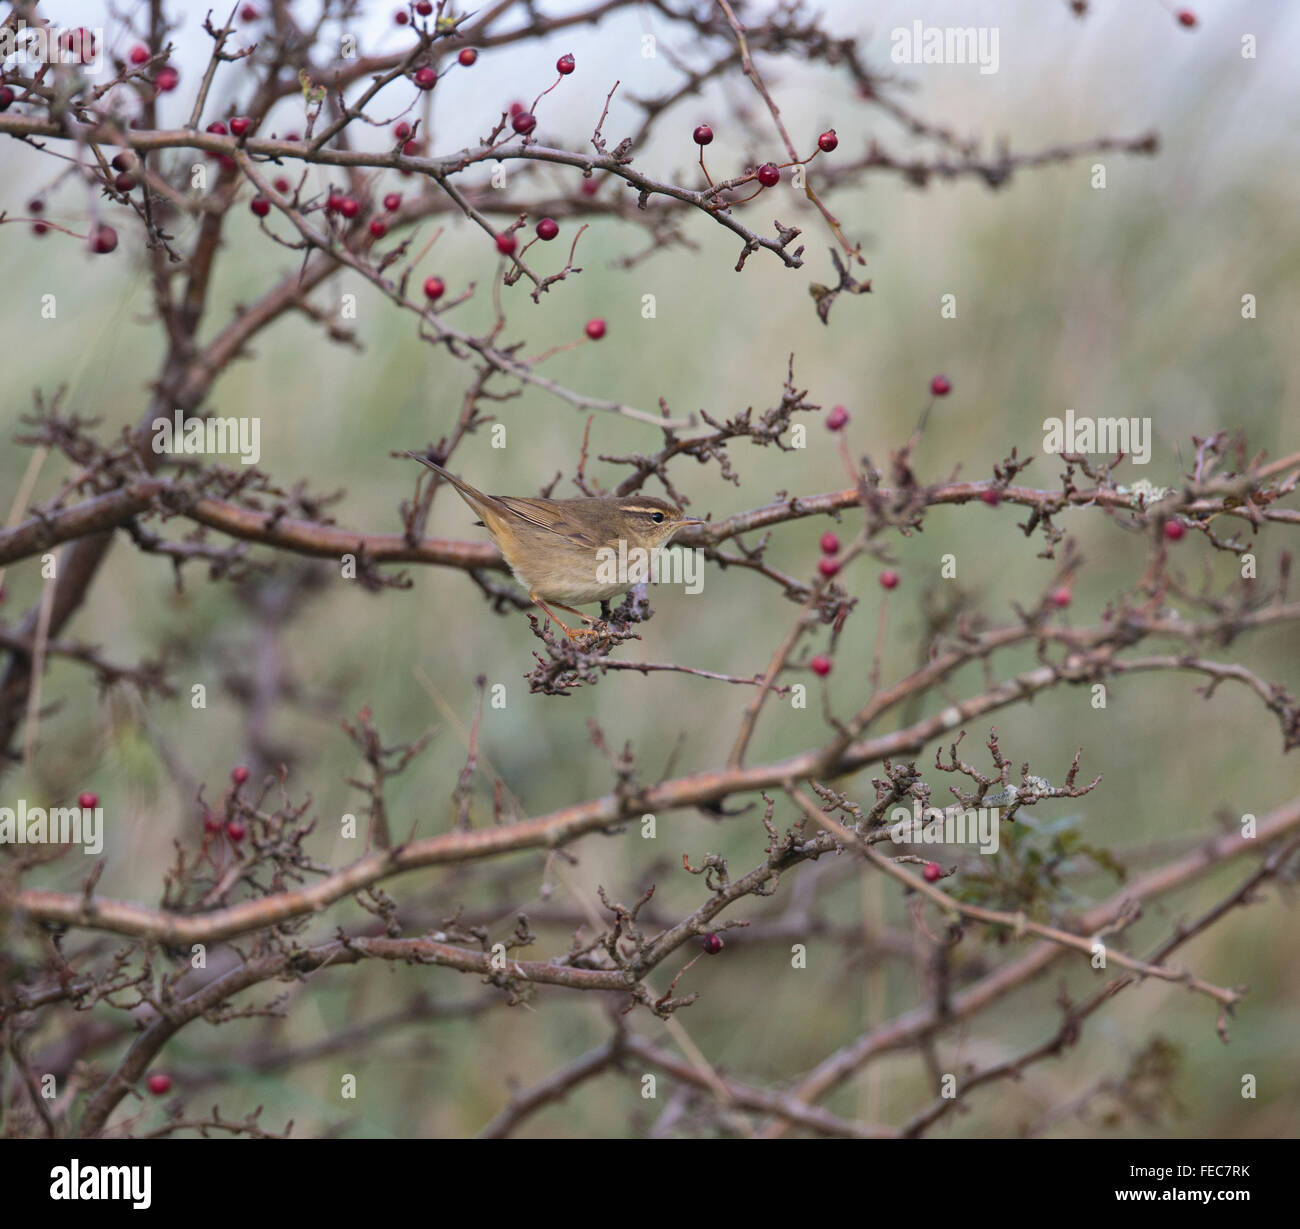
[403,452,499,520]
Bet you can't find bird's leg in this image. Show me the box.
[551,599,603,626]
[529,593,597,640]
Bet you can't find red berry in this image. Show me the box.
[536,217,559,240]
[78,792,99,809]
[147,1073,172,1096]
[826,405,849,431]
[154,66,179,92]
[90,224,118,254]
[250,195,270,217]
[458,48,477,67]
[402,139,420,157]
[273,176,290,193]
[33,221,48,236]
[0,86,14,112]
[339,196,360,219]
[511,111,537,135]
[231,765,250,785]
[508,101,526,117]
[111,152,135,172]
[756,163,780,187]
[413,66,437,90]
[59,28,96,64]
[423,275,446,301]
[580,177,600,196]
[1177,9,1197,27]
[383,192,402,211]
[114,172,137,193]
[395,9,409,24]
[284,132,300,142]
[206,120,228,136]
[394,121,412,141]
[810,655,832,677]
[585,318,607,341]
[1163,519,1186,541]
[702,933,724,955]
[692,124,713,146]
[203,813,222,834]
[981,488,1001,507]
[417,0,433,13]
[817,557,840,578]
[368,218,387,238]
[217,154,237,173]
[1050,587,1072,609]
[28,198,44,214]
[556,53,576,75]
[229,116,250,137]
[923,862,942,883]
[817,129,838,153]
[326,191,345,214]
[240,4,259,19]
[226,820,246,841]
[930,374,951,397]
[496,232,517,255]
[879,570,900,590]
[820,532,841,555]
[128,44,150,66]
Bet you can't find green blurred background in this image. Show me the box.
[2,0,1298,1136]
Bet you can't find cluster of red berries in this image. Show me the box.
[56,27,97,65]
[810,483,847,685]
[326,192,361,219]
[395,2,434,24]
[818,530,841,578]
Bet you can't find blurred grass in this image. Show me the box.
[2,0,1298,1137]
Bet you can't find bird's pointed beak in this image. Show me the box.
[678,517,706,527]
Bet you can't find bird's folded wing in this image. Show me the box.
[493,498,603,548]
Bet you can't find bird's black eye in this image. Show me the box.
[651,512,665,523]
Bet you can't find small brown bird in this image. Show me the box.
[405,453,704,639]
